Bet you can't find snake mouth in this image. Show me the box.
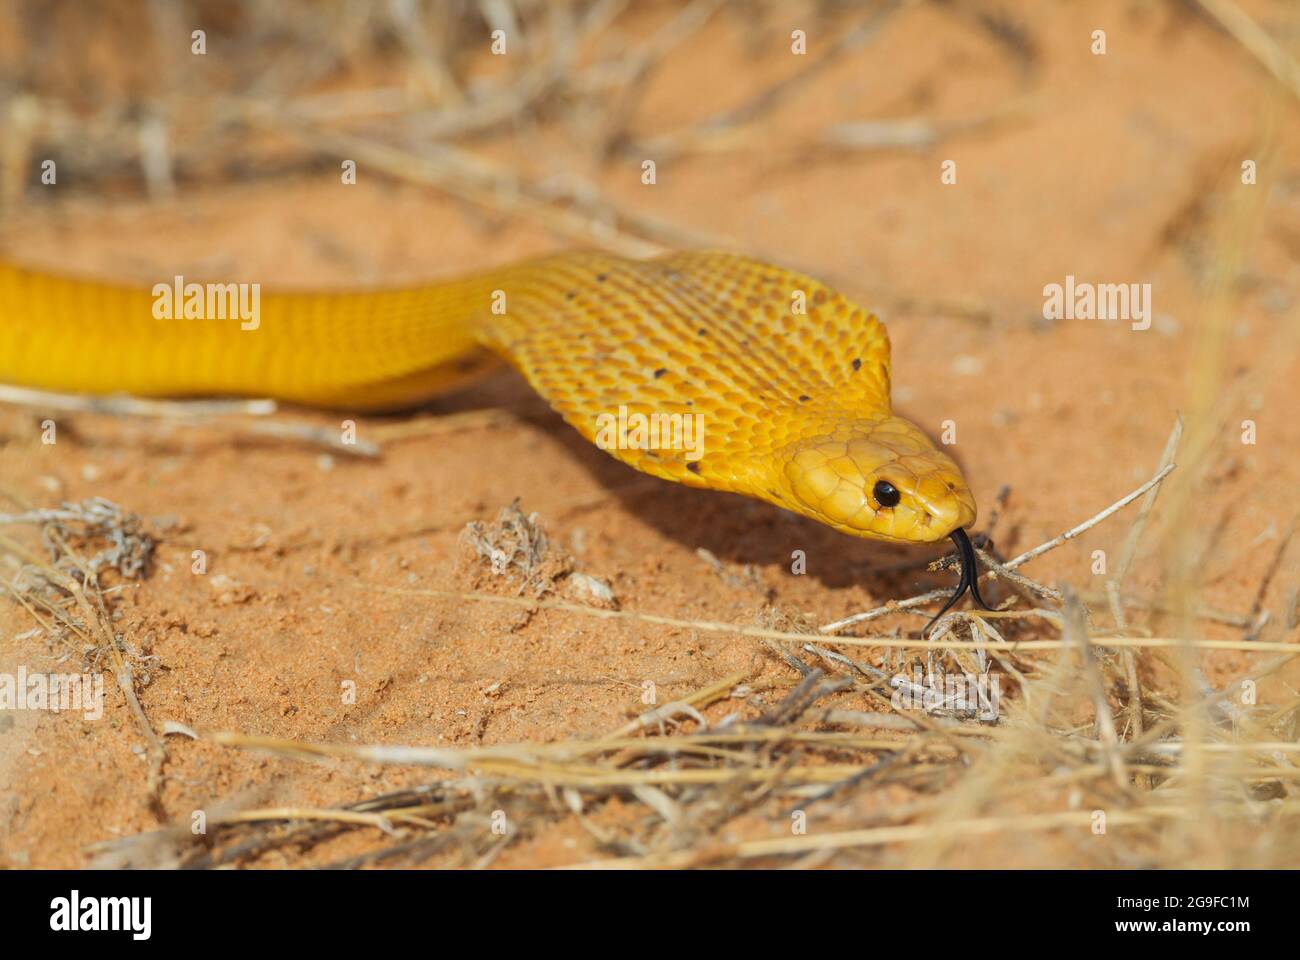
[926,527,993,633]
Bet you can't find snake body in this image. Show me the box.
[0,251,980,570]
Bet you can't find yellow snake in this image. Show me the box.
[0,250,987,618]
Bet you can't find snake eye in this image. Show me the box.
[872,479,901,508]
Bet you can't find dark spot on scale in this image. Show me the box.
[654,368,667,379]
[698,328,708,336]
[566,290,576,299]
[852,358,862,371]
[799,395,810,402]
[596,273,608,282]
[687,462,701,474]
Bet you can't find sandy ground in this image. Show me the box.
[1,0,1299,868]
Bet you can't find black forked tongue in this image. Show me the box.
[926,527,993,633]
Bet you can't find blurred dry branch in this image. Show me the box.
[1189,0,1300,103]
[0,0,1036,324]
[0,0,927,261]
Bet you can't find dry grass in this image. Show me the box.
[22,408,1298,869]
[0,494,165,802]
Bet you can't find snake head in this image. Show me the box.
[775,416,976,544]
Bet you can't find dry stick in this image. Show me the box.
[1241,513,1299,643]
[58,543,166,783]
[54,0,595,195]
[564,806,1191,868]
[598,671,754,738]
[238,418,380,458]
[205,731,895,787]
[1129,648,1300,761]
[0,384,378,457]
[1107,415,1184,748]
[624,0,908,162]
[1083,590,1251,628]
[1121,740,1300,758]
[208,731,941,770]
[819,96,1040,154]
[1190,0,1300,102]
[263,118,735,258]
[821,709,967,732]
[819,462,1178,633]
[1007,463,1180,569]
[0,383,275,418]
[2,531,166,799]
[355,583,1299,653]
[280,124,648,257]
[1064,590,1127,792]
[208,728,929,765]
[1,508,116,526]
[324,0,592,141]
[584,0,723,140]
[762,637,815,676]
[1111,417,1184,588]
[1162,153,1271,857]
[366,408,523,443]
[211,807,428,833]
[972,547,1059,601]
